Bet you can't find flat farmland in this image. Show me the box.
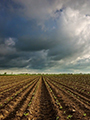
[0,74,90,120]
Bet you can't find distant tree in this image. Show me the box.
[4,72,7,75]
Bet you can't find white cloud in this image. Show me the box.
[5,37,16,46]
[59,7,90,38]
[45,6,90,72]
[57,7,90,58]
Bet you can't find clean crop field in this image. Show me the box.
[0,74,90,120]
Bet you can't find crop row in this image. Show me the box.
[0,77,39,120]
[45,76,90,120]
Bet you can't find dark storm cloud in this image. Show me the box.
[0,0,90,73]
[0,50,47,70]
[16,36,58,52]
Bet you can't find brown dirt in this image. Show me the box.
[0,75,90,120]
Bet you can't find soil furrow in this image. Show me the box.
[0,75,90,120]
[51,76,90,99]
[0,77,38,105]
[0,79,38,120]
[24,77,57,120]
[0,76,38,94]
[5,80,39,120]
[46,77,90,120]
[47,77,90,106]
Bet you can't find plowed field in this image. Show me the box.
[0,75,90,120]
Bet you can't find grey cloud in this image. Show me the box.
[16,37,58,52]
[12,0,63,21]
[0,0,90,73]
[12,0,90,21]
[0,50,48,69]
[0,38,16,55]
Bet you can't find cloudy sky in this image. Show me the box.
[0,0,90,74]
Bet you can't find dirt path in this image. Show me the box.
[26,77,57,120]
